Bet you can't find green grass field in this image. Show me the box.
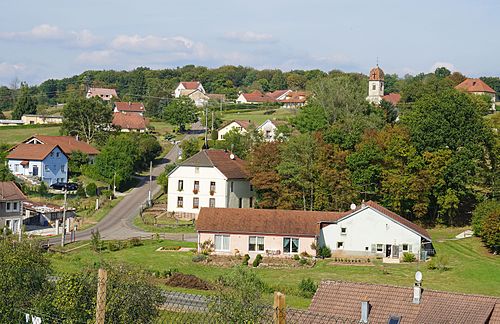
[221,107,297,125]
[47,227,500,308]
[0,125,61,145]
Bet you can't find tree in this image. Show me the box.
[68,151,89,175]
[448,72,467,86]
[213,128,258,159]
[434,66,451,78]
[180,137,201,160]
[61,96,113,144]
[163,97,198,132]
[292,104,328,133]
[384,73,400,94]
[471,200,500,252]
[11,83,37,119]
[157,163,177,193]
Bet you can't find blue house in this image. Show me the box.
[6,143,68,185]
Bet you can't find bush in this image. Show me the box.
[199,239,214,255]
[129,237,143,247]
[293,254,300,261]
[252,254,263,267]
[300,251,311,258]
[242,254,250,266]
[108,240,121,252]
[90,229,101,252]
[299,257,309,266]
[86,182,97,197]
[101,189,113,199]
[192,254,208,263]
[38,182,48,196]
[76,185,86,197]
[317,246,331,259]
[298,278,317,298]
[403,252,416,262]
[427,255,450,271]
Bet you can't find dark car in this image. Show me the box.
[49,182,79,191]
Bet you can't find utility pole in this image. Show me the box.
[60,187,67,247]
[113,172,116,197]
[204,105,209,149]
[148,161,152,207]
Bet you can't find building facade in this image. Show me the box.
[366,65,385,104]
[0,181,26,233]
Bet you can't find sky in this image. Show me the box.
[0,0,499,85]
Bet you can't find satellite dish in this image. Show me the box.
[415,271,423,283]
[229,153,235,160]
[350,203,356,210]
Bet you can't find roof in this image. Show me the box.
[219,120,253,131]
[112,112,148,130]
[309,280,500,324]
[87,87,117,97]
[240,91,276,103]
[382,92,402,105]
[114,102,145,112]
[266,90,290,100]
[24,200,75,213]
[455,78,496,94]
[25,135,100,155]
[196,208,349,236]
[369,66,384,81]
[206,93,226,101]
[0,181,26,201]
[180,81,201,90]
[7,143,62,161]
[179,149,248,179]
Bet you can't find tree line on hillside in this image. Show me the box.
[1,65,500,120]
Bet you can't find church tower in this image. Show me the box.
[366,65,385,104]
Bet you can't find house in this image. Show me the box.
[266,89,292,101]
[279,91,309,108]
[86,87,118,101]
[113,102,145,116]
[366,65,401,106]
[381,92,402,106]
[180,89,210,107]
[174,81,205,98]
[236,91,275,104]
[455,78,496,111]
[0,181,26,234]
[255,119,287,141]
[309,280,500,324]
[23,135,100,163]
[167,150,255,217]
[217,120,253,140]
[21,114,63,125]
[196,200,432,260]
[0,119,23,126]
[7,143,68,185]
[112,112,148,132]
[196,208,347,256]
[23,200,75,227]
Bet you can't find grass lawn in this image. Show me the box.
[77,196,124,230]
[221,107,297,125]
[48,227,500,308]
[133,215,195,233]
[0,124,61,145]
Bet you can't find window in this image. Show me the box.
[249,236,264,252]
[56,152,60,158]
[50,152,54,157]
[215,235,230,251]
[230,181,234,192]
[60,165,65,172]
[195,167,200,174]
[45,165,49,172]
[337,242,344,249]
[402,244,409,251]
[193,181,200,193]
[283,237,299,253]
[209,198,215,208]
[193,197,199,209]
[250,184,253,191]
[372,84,376,90]
[341,227,347,235]
[210,181,216,192]
[177,197,183,208]
[376,244,383,252]
[178,180,184,191]
[14,164,19,172]
[239,198,243,208]
[365,246,369,251]
[6,202,19,212]
[249,197,253,208]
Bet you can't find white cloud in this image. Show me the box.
[0,24,101,48]
[76,50,114,65]
[430,61,456,73]
[0,62,27,77]
[223,31,276,43]
[110,35,195,53]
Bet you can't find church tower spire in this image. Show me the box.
[366,65,385,104]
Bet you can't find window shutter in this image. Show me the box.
[371,244,376,253]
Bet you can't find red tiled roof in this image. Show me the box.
[112,112,148,130]
[114,102,145,112]
[232,120,252,129]
[382,92,401,105]
[309,281,500,324]
[0,181,26,201]
[7,143,62,161]
[26,135,100,155]
[241,91,276,103]
[266,90,290,100]
[369,66,384,81]
[455,78,496,94]
[196,208,349,236]
[181,81,201,90]
[205,150,248,179]
[87,87,118,97]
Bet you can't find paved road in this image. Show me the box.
[49,123,203,245]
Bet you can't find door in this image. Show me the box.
[33,165,38,176]
[385,244,392,258]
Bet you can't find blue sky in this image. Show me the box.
[0,0,498,85]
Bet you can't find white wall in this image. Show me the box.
[226,180,255,208]
[257,120,277,141]
[367,80,384,104]
[320,207,422,258]
[218,122,248,140]
[8,160,42,178]
[167,165,228,215]
[236,94,247,104]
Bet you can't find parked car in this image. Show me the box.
[50,182,79,191]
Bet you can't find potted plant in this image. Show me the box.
[210,190,215,196]
[193,189,199,194]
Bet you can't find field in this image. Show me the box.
[47,227,500,308]
[221,107,297,125]
[0,125,61,145]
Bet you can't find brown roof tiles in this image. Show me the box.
[114,102,145,113]
[25,135,100,155]
[0,181,26,201]
[87,87,118,98]
[241,90,276,103]
[181,81,201,90]
[455,78,496,94]
[179,149,249,179]
[112,112,148,130]
[382,93,402,105]
[369,66,385,81]
[7,143,62,161]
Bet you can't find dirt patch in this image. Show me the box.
[165,273,212,290]
[205,255,243,267]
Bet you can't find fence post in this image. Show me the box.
[96,268,107,324]
[273,292,286,324]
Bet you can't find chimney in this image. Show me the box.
[360,300,370,323]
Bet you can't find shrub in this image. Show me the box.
[38,182,48,196]
[252,254,263,267]
[242,254,250,266]
[317,246,331,259]
[192,254,208,263]
[90,229,101,252]
[199,239,214,255]
[427,255,450,271]
[76,185,86,197]
[299,257,309,266]
[472,200,500,252]
[298,278,317,298]
[108,241,121,252]
[293,254,300,261]
[403,252,416,262]
[101,189,113,199]
[86,182,97,197]
[300,251,311,258]
[129,237,143,247]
